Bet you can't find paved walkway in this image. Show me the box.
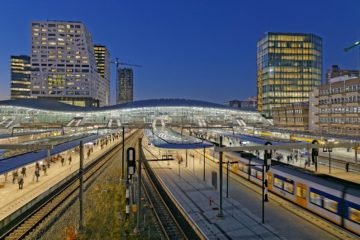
[143,139,343,239]
[0,131,128,221]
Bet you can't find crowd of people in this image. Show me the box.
[2,132,122,191]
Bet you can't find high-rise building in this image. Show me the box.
[326,65,359,83]
[257,32,322,118]
[10,55,32,99]
[116,68,133,104]
[30,20,109,107]
[94,44,110,104]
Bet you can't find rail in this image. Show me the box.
[142,146,204,240]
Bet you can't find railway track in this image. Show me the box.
[141,146,203,240]
[1,131,140,240]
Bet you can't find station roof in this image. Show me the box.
[0,134,98,175]
[0,99,255,113]
[145,129,213,149]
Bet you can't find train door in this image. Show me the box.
[296,182,307,207]
[267,172,273,191]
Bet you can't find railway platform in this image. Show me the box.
[0,131,128,222]
[143,138,356,239]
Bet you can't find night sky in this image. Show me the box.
[0,0,359,105]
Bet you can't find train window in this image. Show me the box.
[274,177,283,189]
[323,198,338,213]
[349,207,360,224]
[296,186,306,199]
[284,182,294,194]
[250,168,257,177]
[243,165,248,173]
[310,192,322,206]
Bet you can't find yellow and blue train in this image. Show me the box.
[207,149,360,235]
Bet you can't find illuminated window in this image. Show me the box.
[310,192,322,206]
[274,177,283,189]
[349,207,360,223]
[323,198,338,213]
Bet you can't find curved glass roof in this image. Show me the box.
[0,99,256,113]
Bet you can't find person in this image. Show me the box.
[87,149,91,159]
[61,157,65,166]
[12,170,18,184]
[18,175,24,189]
[68,155,72,165]
[35,162,40,171]
[21,167,26,177]
[35,169,40,182]
[46,159,50,168]
[42,164,47,176]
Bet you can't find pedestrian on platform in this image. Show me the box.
[61,157,65,166]
[68,155,72,165]
[46,159,50,168]
[18,175,24,189]
[35,169,40,182]
[35,162,40,171]
[42,164,47,176]
[87,149,91,159]
[21,167,26,177]
[12,170,18,184]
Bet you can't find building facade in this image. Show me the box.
[272,102,309,131]
[257,32,322,118]
[30,20,108,107]
[225,96,257,110]
[10,55,32,99]
[117,68,133,104]
[94,44,110,104]
[315,77,360,136]
[326,65,359,84]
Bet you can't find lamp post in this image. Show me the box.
[203,146,206,181]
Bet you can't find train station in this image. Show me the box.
[0,98,359,239]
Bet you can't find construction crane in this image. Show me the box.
[110,57,142,69]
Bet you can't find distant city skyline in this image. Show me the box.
[0,0,359,105]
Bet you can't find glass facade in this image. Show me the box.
[10,55,32,99]
[257,32,322,118]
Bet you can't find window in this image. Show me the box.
[296,186,307,199]
[274,177,283,189]
[349,207,360,223]
[310,192,322,206]
[323,198,338,213]
[284,182,294,194]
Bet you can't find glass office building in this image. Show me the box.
[10,55,32,99]
[257,32,322,118]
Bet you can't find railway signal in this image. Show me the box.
[127,147,136,178]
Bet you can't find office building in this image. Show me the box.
[94,44,110,104]
[314,77,360,136]
[326,65,359,84]
[30,20,109,107]
[117,68,133,104]
[272,102,309,131]
[10,55,32,99]
[257,32,322,118]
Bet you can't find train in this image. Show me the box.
[206,149,360,235]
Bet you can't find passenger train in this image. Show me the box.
[206,149,360,235]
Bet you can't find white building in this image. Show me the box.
[30,20,109,107]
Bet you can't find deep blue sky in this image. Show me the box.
[0,0,360,104]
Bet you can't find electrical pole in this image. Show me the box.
[122,126,125,179]
[217,136,224,218]
[79,140,84,230]
[136,138,142,232]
